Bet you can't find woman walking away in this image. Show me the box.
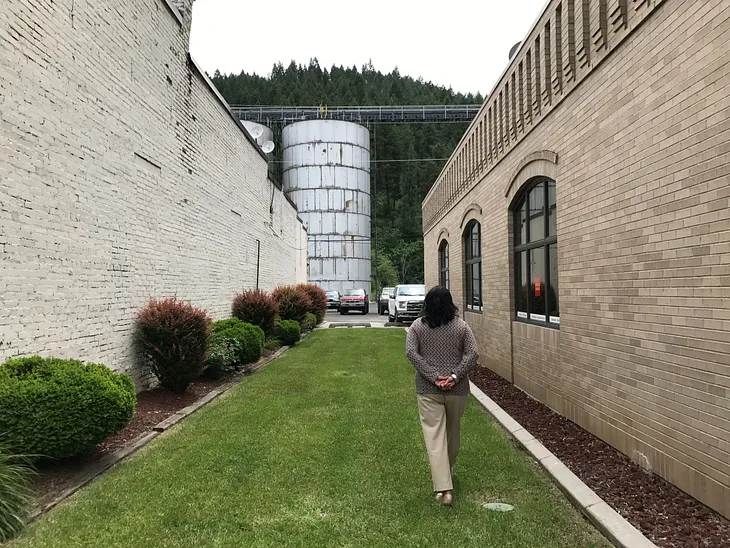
[406,286,479,506]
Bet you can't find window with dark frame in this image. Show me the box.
[439,240,450,290]
[514,178,559,326]
[463,221,483,312]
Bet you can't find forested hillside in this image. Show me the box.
[211,60,482,288]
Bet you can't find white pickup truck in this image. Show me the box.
[387,284,426,323]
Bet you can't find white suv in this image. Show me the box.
[388,284,426,323]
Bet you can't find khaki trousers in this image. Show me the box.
[417,393,468,492]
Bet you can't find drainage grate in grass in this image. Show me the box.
[483,503,515,512]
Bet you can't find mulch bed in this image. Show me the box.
[31,377,229,510]
[470,367,730,548]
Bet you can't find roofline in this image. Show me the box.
[422,0,553,206]
[187,54,270,164]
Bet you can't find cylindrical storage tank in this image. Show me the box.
[281,120,371,297]
[241,121,275,154]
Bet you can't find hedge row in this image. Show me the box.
[139,285,325,391]
[0,285,324,460]
[0,284,325,539]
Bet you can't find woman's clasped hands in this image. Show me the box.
[435,376,455,391]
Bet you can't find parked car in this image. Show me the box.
[339,288,369,315]
[325,290,341,310]
[378,287,395,315]
[388,284,426,323]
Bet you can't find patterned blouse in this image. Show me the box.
[406,317,479,396]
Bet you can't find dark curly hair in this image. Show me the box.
[421,286,458,328]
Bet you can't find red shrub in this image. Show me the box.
[296,283,328,324]
[232,289,279,337]
[272,285,312,322]
[137,298,211,393]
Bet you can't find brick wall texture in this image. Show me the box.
[0,0,307,388]
[422,0,730,519]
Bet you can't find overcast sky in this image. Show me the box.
[189,0,548,98]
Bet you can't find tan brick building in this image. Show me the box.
[422,0,730,519]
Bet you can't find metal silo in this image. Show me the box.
[281,120,371,296]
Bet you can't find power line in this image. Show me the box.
[307,236,424,242]
[365,158,451,163]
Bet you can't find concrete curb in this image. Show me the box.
[319,322,392,329]
[28,336,305,523]
[152,389,223,432]
[469,381,657,548]
[249,344,289,372]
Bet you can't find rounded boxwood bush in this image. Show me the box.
[0,357,136,460]
[277,320,301,346]
[211,319,263,369]
[251,324,265,349]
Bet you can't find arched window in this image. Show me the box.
[439,241,450,289]
[513,178,558,326]
[463,221,482,312]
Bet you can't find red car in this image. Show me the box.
[339,289,369,315]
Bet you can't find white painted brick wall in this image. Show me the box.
[0,0,307,388]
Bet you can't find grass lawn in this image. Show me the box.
[12,329,610,547]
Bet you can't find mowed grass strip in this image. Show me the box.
[12,329,610,548]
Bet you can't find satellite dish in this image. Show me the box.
[262,141,275,154]
[509,41,522,61]
[250,125,264,139]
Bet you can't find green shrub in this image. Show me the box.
[211,319,263,369]
[264,338,282,352]
[137,298,211,393]
[272,286,312,322]
[0,357,136,460]
[300,312,317,333]
[277,320,301,346]
[0,448,34,541]
[203,335,238,379]
[252,325,265,349]
[232,289,279,337]
[296,284,328,323]
[211,318,244,332]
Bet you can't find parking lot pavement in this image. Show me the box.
[324,308,384,324]
[322,308,415,328]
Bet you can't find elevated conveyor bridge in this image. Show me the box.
[231,105,481,126]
